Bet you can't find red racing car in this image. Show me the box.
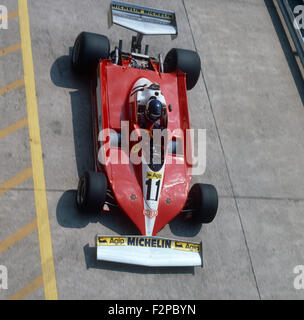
[72,1,218,267]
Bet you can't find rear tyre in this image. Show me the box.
[72,32,110,73]
[76,171,108,211]
[189,184,218,223]
[164,48,201,90]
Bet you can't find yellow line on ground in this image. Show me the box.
[0,78,24,96]
[0,167,32,196]
[8,10,19,20]
[8,275,43,300]
[0,219,37,255]
[0,118,27,139]
[18,0,58,300]
[0,43,21,57]
[0,10,19,23]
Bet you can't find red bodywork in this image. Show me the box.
[91,58,192,236]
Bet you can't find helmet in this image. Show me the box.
[145,98,162,122]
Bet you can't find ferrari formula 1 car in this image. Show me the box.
[72,1,218,267]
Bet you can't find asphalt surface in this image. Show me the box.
[0,0,304,300]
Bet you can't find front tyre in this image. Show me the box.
[189,184,218,223]
[76,171,108,211]
[72,32,110,73]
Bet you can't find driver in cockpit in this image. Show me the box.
[138,97,164,130]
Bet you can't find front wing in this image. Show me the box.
[96,235,203,267]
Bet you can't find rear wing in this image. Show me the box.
[96,235,203,267]
[109,1,178,36]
